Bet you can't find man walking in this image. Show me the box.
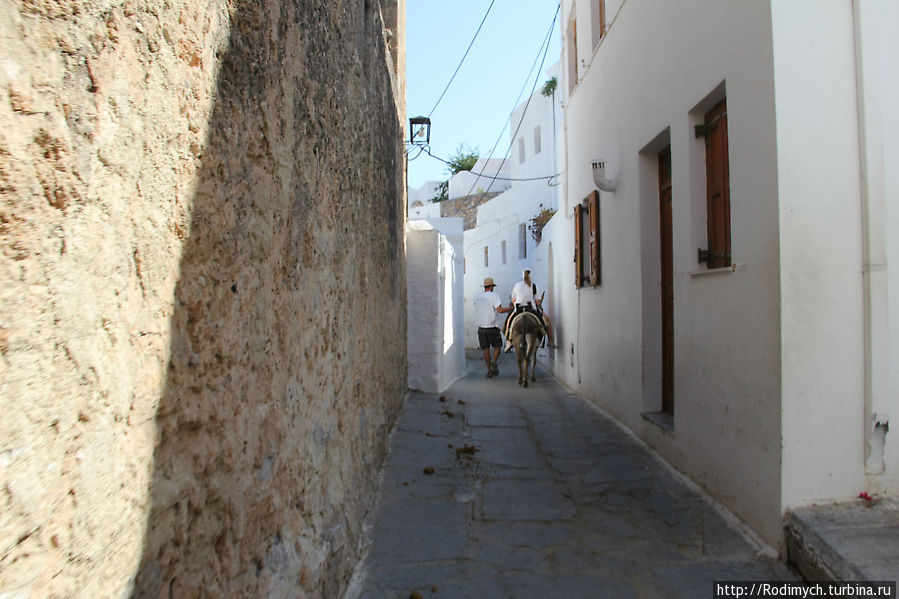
[474,277,512,377]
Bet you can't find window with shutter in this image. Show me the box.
[574,202,585,287]
[574,192,601,287]
[567,15,578,94]
[588,190,601,285]
[592,0,606,49]
[519,224,527,259]
[697,98,731,268]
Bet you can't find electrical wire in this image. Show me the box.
[463,14,555,197]
[463,4,561,198]
[422,146,560,183]
[406,144,426,161]
[428,0,497,118]
[477,4,560,198]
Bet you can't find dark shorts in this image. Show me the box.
[478,327,502,350]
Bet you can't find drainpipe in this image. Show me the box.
[852,0,889,475]
[561,64,581,387]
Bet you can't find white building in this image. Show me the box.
[449,157,511,200]
[405,155,514,386]
[462,64,563,348]
[536,0,899,551]
[408,180,442,219]
[406,218,466,392]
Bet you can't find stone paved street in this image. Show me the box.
[347,356,798,598]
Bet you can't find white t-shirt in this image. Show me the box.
[473,290,502,328]
[511,280,536,306]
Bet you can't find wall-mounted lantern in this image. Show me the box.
[591,160,616,192]
[409,116,431,145]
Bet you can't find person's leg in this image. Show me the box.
[478,329,493,376]
[504,308,519,352]
[485,328,501,375]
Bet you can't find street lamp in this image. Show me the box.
[409,116,431,145]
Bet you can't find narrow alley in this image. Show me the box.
[348,352,797,598]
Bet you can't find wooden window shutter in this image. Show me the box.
[574,202,584,287]
[588,190,601,286]
[599,0,606,39]
[567,17,578,94]
[702,98,731,268]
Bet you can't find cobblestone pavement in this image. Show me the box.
[347,358,798,598]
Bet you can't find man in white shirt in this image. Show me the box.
[473,277,512,377]
[504,266,553,351]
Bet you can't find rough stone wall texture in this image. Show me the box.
[440,192,500,230]
[0,0,406,597]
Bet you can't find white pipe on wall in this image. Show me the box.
[852,0,890,475]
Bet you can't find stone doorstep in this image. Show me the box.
[785,515,855,582]
[784,501,899,582]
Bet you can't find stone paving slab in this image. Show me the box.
[347,358,796,598]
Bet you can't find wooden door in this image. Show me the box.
[659,146,674,414]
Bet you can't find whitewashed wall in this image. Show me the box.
[449,158,510,199]
[774,0,899,504]
[532,212,574,381]
[407,219,465,392]
[462,187,536,349]
[557,0,783,546]
[772,0,864,512]
[877,0,899,495]
[408,181,442,219]
[553,0,899,549]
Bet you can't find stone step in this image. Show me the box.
[785,498,899,582]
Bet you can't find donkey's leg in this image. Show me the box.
[515,337,525,385]
[530,335,541,382]
[522,333,533,387]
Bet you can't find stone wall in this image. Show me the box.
[440,192,501,230]
[0,1,406,597]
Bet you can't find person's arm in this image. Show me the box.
[497,304,513,314]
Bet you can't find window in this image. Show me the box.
[519,224,527,259]
[534,126,542,155]
[518,137,526,164]
[501,240,507,264]
[484,246,489,268]
[574,191,600,286]
[591,0,606,50]
[696,98,731,268]
[567,14,578,94]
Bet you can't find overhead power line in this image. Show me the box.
[422,146,560,183]
[428,0,497,118]
[465,3,561,198]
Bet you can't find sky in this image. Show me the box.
[405,0,562,191]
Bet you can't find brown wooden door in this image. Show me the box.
[659,146,674,414]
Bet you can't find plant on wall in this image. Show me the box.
[541,76,557,97]
[429,144,480,202]
[528,204,556,243]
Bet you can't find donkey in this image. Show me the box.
[509,311,546,387]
